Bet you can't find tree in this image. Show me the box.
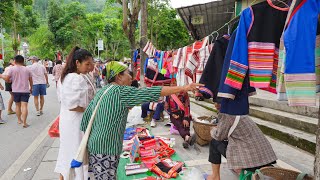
[20,5,40,38]
[117,0,141,53]
[28,25,55,59]
[140,0,148,85]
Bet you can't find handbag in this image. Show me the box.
[68,85,113,180]
[48,116,60,138]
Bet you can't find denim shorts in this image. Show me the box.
[32,84,47,96]
[13,93,30,103]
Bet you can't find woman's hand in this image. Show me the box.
[183,120,190,128]
[183,83,204,92]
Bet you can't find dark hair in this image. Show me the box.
[56,60,62,65]
[14,55,24,64]
[107,71,125,83]
[61,46,92,82]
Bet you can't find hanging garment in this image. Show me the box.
[217,31,256,115]
[224,1,288,93]
[144,58,171,87]
[198,36,229,101]
[282,0,320,106]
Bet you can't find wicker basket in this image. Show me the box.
[193,117,217,146]
[252,167,314,180]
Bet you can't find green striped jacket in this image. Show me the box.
[80,84,162,155]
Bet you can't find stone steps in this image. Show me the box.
[250,105,317,134]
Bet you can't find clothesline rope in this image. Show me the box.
[142,0,262,53]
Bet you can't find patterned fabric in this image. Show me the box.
[211,113,277,169]
[217,31,256,115]
[283,0,320,106]
[89,153,120,180]
[80,85,162,155]
[165,92,191,118]
[225,1,288,92]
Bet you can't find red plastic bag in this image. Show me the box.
[48,116,60,138]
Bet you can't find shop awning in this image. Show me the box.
[176,0,236,40]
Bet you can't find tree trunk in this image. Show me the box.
[140,0,148,87]
[315,98,320,179]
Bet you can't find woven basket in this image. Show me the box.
[193,118,217,146]
[252,167,314,180]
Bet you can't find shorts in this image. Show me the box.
[5,82,12,92]
[32,84,47,96]
[13,93,30,103]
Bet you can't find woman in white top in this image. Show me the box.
[55,46,93,180]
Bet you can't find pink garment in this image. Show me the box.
[27,63,47,85]
[8,65,32,93]
[53,64,64,82]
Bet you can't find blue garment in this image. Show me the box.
[283,0,320,106]
[32,84,47,96]
[218,31,256,115]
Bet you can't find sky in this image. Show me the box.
[170,0,220,8]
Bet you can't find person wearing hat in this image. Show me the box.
[27,56,49,116]
[80,61,203,180]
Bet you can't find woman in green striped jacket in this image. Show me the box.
[80,61,202,180]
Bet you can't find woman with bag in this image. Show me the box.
[80,61,203,180]
[54,47,93,180]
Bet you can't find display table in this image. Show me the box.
[117,151,184,179]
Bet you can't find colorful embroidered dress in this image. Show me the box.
[224,1,288,93]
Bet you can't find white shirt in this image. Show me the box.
[48,61,53,67]
[28,63,47,85]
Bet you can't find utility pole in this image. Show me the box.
[0,23,4,60]
[140,0,148,86]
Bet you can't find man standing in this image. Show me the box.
[28,56,49,116]
[2,55,33,128]
[48,60,53,74]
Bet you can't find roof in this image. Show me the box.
[176,0,236,40]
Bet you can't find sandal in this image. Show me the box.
[182,141,189,149]
[8,111,16,115]
[188,134,197,146]
[23,124,30,128]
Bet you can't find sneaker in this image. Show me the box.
[0,119,5,124]
[40,110,43,115]
[150,119,156,128]
[165,121,172,127]
[36,111,41,116]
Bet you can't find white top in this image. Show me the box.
[55,73,89,179]
[48,60,53,67]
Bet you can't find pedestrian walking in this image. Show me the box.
[2,60,16,115]
[80,61,203,180]
[44,59,49,73]
[28,56,49,116]
[52,60,63,87]
[55,47,93,180]
[0,82,6,124]
[48,60,53,74]
[2,55,33,128]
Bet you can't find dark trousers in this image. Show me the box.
[49,67,53,74]
[208,139,228,164]
[170,116,190,139]
[141,102,164,120]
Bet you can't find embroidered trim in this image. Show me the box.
[199,87,213,98]
[284,73,316,106]
[217,92,235,100]
[225,60,248,90]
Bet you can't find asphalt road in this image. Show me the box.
[0,75,60,176]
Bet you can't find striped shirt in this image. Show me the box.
[80,84,162,155]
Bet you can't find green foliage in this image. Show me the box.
[28,25,55,59]
[148,1,191,50]
[20,5,40,37]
